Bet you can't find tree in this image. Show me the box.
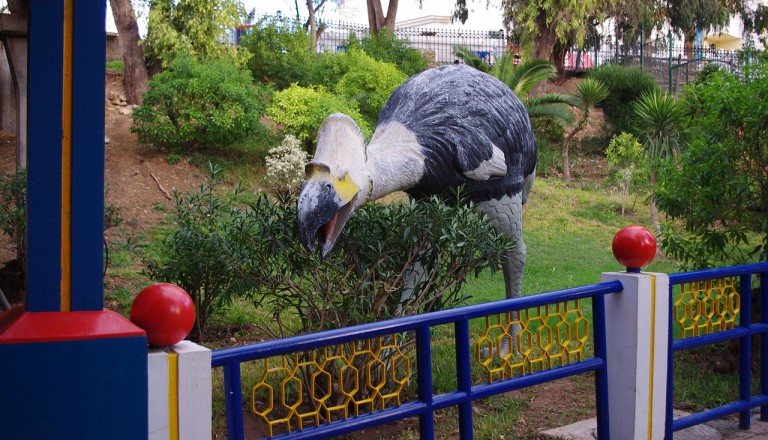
[367,0,399,34]
[656,64,768,267]
[143,0,247,69]
[109,0,149,104]
[664,0,737,42]
[561,78,608,180]
[453,0,613,77]
[632,90,686,235]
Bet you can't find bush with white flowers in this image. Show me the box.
[265,135,309,194]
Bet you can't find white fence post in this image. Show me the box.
[148,340,212,440]
[601,271,670,440]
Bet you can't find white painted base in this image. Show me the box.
[148,340,212,440]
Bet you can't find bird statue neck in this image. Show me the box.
[363,121,425,202]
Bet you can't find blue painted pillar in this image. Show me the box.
[0,2,148,439]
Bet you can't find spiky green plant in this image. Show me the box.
[632,90,687,234]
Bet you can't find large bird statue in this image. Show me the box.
[297,63,536,306]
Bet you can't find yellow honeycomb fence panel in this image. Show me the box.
[673,277,740,339]
[476,300,590,382]
[249,334,412,437]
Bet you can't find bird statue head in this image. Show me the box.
[297,113,370,258]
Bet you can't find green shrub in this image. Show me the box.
[141,164,258,342]
[131,54,267,150]
[241,15,317,89]
[604,132,649,215]
[144,170,511,342]
[0,169,26,269]
[313,50,406,127]
[106,59,124,72]
[266,84,372,148]
[589,64,659,135]
[531,116,565,176]
[347,28,429,76]
[658,64,768,268]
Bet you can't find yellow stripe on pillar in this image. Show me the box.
[647,274,657,440]
[60,0,74,312]
[168,351,179,440]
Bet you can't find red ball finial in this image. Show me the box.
[612,226,657,272]
[131,283,196,347]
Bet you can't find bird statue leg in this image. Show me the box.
[475,189,529,358]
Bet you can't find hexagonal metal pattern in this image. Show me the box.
[674,277,740,339]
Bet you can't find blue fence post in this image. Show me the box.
[600,271,671,439]
[762,270,768,422]
[416,326,435,439]
[455,318,474,439]
[739,274,753,429]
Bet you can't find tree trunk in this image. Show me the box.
[306,0,317,48]
[650,169,661,236]
[109,0,149,105]
[530,11,557,96]
[366,0,398,34]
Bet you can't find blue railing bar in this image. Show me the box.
[672,395,768,433]
[739,274,753,429]
[416,326,434,439]
[265,401,429,440]
[467,358,605,402]
[672,327,750,351]
[212,280,623,366]
[668,263,768,284]
[455,318,474,440]
[751,323,768,334]
[673,400,752,431]
[222,360,245,440]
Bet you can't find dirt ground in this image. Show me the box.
[0,71,208,304]
[1,72,599,439]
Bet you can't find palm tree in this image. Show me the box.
[561,78,609,180]
[633,89,687,235]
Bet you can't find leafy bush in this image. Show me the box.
[0,169,26,269]
[657,65,768,268]
[346,28,429,76]
[266,84,372,147]
[238,191,511,334]
[143,171,511,342]
[312,50,407,127]
[604,132,648,215]
[589,64,659,135]
[141,164,258,341]
[241,15,317,89]
[531,116,565,176]
[131,55,268,150]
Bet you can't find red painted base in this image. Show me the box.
[0,305,145,342]
[0,307,149,440]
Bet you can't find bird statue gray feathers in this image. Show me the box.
[297,63,536,304]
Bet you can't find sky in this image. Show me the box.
[106,0,505,34]
[247,0,504,30]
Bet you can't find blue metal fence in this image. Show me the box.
[211,281,623,439]
[665,263,768,438]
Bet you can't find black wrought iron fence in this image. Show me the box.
[239,14,760,92]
